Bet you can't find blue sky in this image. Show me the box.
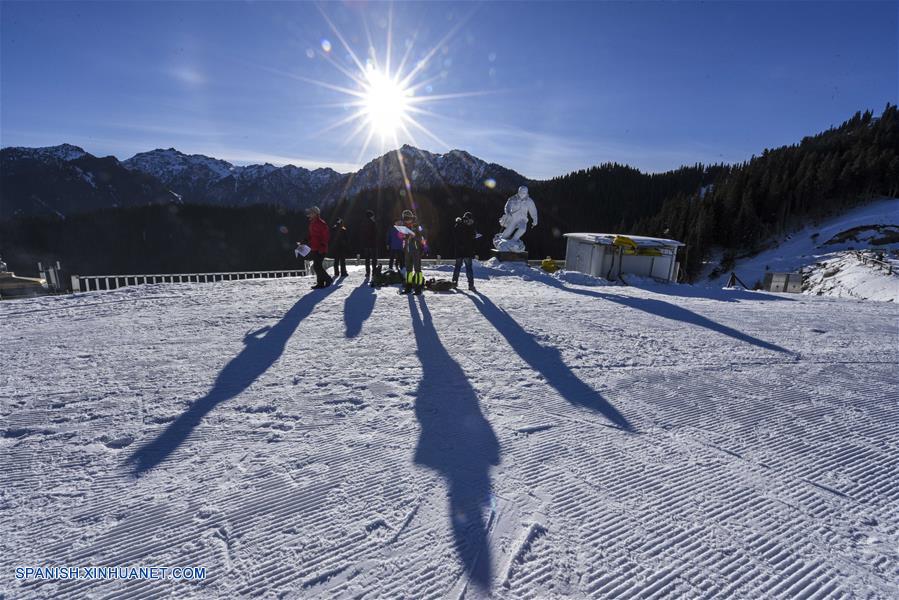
[2,1,896,179]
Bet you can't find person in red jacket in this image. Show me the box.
[305,206,333,289]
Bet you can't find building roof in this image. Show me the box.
[564,233,686,248]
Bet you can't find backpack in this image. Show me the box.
[426,278,455,292]
[371,265,404,287]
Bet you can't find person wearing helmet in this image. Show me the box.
[400,209,426,295]
[305,206,333,289]
[452,211,477,291]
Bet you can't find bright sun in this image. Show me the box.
[362,66,411,139]
[301,6,483,164]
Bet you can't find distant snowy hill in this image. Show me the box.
[1,263,896,598]
[5,143,87,162]
[0,145,177,218]
[706,197,899,301]
[341,144,526,199]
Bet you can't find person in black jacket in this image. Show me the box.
[360,209,379,277]
[452,212,477,291]
[331,218,350,277]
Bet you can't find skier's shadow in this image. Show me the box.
[408,295,500,590]
[127,284,340,474]
[343,280,376,338]
[467,292,634,431]
[622,280,794,303]
[542,278,791,354]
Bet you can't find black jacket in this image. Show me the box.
[331,223,349,255]
[361,217,378,248]
[453,219,477,258]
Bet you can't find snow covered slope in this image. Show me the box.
[706,197,899,301]
[802,252,898,302]
[1,266,897,599]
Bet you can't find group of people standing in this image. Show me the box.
[301,206,478,292]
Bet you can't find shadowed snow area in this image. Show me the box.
[1,267,897,599]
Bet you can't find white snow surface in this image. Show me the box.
[803,252,898,302]
[706,197,899,301]
[1,266,897,599]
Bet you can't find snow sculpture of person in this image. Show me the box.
[493,185,538,253]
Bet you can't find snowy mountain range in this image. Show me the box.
[121,148,346,208]
[0,143,527,218]
[0,145,177,218]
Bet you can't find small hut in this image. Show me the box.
[563,233,685,282]
[762,272,802,293]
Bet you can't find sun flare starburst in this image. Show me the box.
[289,5,493,201]
[361,66,412,140]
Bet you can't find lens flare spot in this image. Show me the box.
[321,39,332,53]
[279,225,289,235]
[484,178,496,189]
[305,48,315,59]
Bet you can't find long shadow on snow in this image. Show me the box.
[622,279,795,303]
[409,294,500,591]
[343,280,376,338]
[540,277,791,355]
[467,292,634,432]
[127,284,340,474]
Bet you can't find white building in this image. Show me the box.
[564,233,685,282]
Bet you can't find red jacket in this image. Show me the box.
[308,217,330,253]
